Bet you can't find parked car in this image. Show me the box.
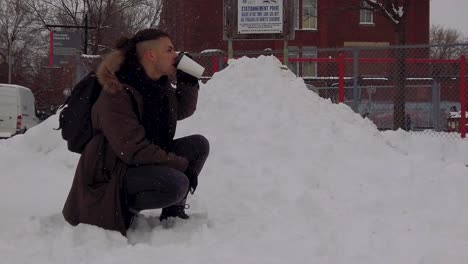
[0,84,40,138]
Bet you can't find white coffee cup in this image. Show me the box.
[176,53,205,79]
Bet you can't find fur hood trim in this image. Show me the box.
[96,50,125,93]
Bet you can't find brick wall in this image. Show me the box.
[159,0,430,52]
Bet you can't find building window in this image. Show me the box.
[303,0,317,29]
[360,1,374,24]
[302,47,317,77]
[295,0,317,30]
[285,47,317,77]
[287,46,299,75]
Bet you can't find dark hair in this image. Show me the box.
[115,29,171,64]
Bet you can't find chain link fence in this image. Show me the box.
[192,44,468,138]
[69,45,468,138]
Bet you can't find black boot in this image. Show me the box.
[124,208,140,229]
[159,204,190,221]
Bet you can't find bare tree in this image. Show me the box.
[430,24,468,59]
[125,0,163,32]
[0,0,44,84]
[25,0,163,54]
[429,24,468,94]
[361,0,411,130]
[11,0,163,115]
[361,0,410,43]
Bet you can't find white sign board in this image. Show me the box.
[238,0,283,34]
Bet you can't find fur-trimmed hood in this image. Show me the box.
[96,50,125,93]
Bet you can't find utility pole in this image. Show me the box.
[84,14,89,54]
[7,43,13,84]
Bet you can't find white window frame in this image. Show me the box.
[360,1,374,24]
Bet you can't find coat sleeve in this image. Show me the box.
[176,81,199,120]
[95,90,172,165]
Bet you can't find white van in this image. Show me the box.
[0,84,40,138]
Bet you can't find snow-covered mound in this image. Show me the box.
[1,56,468,264]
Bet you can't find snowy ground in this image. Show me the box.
[1,56,468,264]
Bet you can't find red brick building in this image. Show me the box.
[159,0,430,52]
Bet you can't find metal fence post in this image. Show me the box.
[352,49,360,112]
[431,80,441,131]
[338,53,345,103]
[460,55,467,138]
[7,44,13,84]
[212,54,219,73]
[218,52,224,71]
[49,32,54,67]
[283,39,289,65]
[228,39,233,59]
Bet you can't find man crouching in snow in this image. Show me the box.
[62,29,209,236]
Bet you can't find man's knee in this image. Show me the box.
[193,134,210,156]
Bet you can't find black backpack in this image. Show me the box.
[57,72,102,153]
[57,71,138,153]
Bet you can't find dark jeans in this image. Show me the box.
[125,134,209,211]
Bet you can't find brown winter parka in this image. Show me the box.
[62,50,199,236]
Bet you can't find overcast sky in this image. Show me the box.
[431,0,468,37]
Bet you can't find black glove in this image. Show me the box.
[176,52,199,86]
[177,69,199,86]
